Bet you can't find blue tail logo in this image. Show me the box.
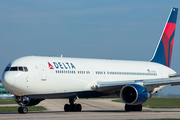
[150,8,178,67]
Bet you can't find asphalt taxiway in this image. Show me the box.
[1,99,180,120]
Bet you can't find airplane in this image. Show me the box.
[1,7,179,114]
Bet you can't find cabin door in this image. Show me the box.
[40,64,47,81]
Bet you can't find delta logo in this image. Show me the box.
[48,62,54,69]
[47,62,76,69]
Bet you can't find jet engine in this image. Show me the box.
[120,84,149,105]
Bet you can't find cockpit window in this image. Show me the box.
[19,67,24,71]
[24,67,28,72]
[4,67,10,71]
[10,67,18,71]
[4,66,28,72]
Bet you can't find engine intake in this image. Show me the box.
[120,84,149,105]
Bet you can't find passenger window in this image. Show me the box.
[10,67,18,71]
[19,67,24,71]
[24,67,28,72]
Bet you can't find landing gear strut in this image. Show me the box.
[125,104,142,111]
[15,96,28,114]
[64,98,82,112]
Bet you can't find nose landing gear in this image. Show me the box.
[15,96,28,114]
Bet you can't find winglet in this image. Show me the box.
[150,8,178,67]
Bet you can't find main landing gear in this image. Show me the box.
[125,104,142,111]
[15,96,28,114]
[64,98,82,112]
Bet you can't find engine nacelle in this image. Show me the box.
[120,84,149,105]
[16,96,44,106]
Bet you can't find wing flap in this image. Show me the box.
[144,77,180,86]
[169,74,180,78]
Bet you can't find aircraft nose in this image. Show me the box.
[2,72,15,88]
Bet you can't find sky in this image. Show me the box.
[0,0,180,95]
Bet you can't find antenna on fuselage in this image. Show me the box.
[61,54,63,58]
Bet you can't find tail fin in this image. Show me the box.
[150,8,178,67]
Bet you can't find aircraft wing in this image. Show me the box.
[95,75,180,93]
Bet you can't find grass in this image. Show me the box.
[0,99,16,104]
[0,98,47,113]
[0,106,47,113]
[142,97,180,108]
[112,97,180,108]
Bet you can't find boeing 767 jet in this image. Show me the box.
[1,7,180,114]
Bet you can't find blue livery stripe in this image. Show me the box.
[168,8,178,23]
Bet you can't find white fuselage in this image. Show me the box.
[1,56,176,98]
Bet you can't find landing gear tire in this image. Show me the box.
[64,104,82,112]
[76,104,82,111]
[64,98,82,112]
[64,104,70,112]
[125,104,131,111]
[137,104,142,111]
[125,104,142,111]
[18,107,28,114]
